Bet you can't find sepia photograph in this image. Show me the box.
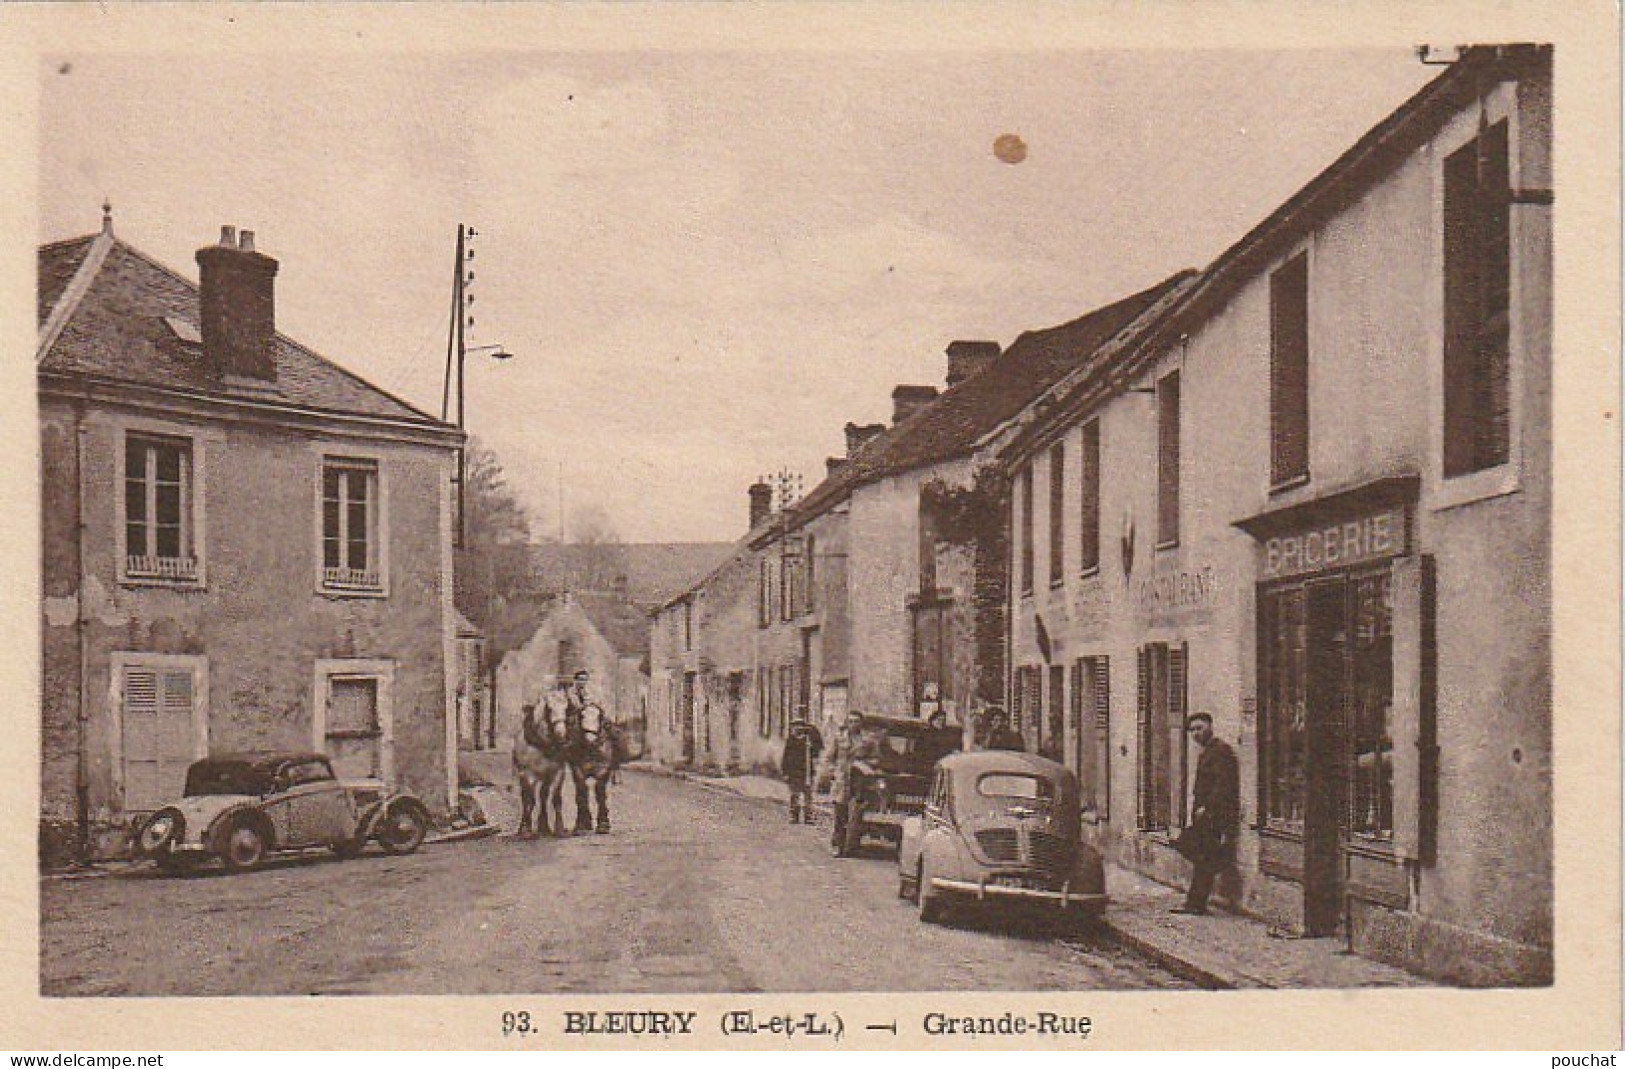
[4,0,1618,1052]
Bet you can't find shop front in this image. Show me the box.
[1237,475,1434,938]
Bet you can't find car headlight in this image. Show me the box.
[874,777,887,795]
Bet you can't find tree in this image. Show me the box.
[456,438,536,626]
[570,502,630,594]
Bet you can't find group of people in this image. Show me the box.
[775,701,1241,918]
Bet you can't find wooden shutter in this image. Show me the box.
[1093,656,1112,822]
[1169,643,1189,829]
[1391,556,1438,862]
[1070,660,1086,782]
[1080,421,1100,573]
[1270,254,1310,485]
[1049,443,1065,585]
[1136,646,1153,829]
[122,666,195,812]
[1156,373,1181,545]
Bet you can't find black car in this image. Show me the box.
[831,714,962,858]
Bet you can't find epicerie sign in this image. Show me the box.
[1262,506,1406,581]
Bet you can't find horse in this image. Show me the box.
[561,701,623,834]
[512,695,571,839]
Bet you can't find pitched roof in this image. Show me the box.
[37,232,448,428]
[573,591,655,658]
[790,270,1194,526]
[522,541,734,607]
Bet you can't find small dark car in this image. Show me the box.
[897,750,1107,926]
[831,714,962,858]
[132,752,431,874]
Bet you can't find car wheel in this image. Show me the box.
[136,809,182,858]
[222,821,266,873]
[918,858,944,924]
[378,804,428,856]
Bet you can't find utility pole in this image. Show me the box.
[441,224,511,549]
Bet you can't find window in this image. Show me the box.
[124,434,197,582]
[682,600,693,651]
[911,596,953,714]
[1043,664,1066,762]
[1156,372,1181,547]
[1073,655,1111,818]
[1019,465,1035,595]
[1136,642,1187,831]
[321,459,381,592]
[779,551,793,622]
[805,536,817,612]
[556,637,576,679]
[1263,587,1308,829]
[1079,420,1100,575]
[118,656,205,812]
[1048,443,1065,585]
[1271,253,1311,487]
[1443,120,1512,477]
[758,558,771,627]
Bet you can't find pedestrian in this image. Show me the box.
[780,711,824,824]
[1172,712,1240,916]
[826,710,874,850]
[981,706,1025,752]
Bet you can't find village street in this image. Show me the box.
[40,768,1187,996]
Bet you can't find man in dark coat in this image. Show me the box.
[981,707,1026,752]
[781,713,824,825]
[1174,712,1240,915]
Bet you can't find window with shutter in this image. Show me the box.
[1044,665,1066,762]
[1019,465,1035,595]
[1070,661,1090,805]
[1080,420,1101,574]
[1169,643,1189,829]
[1156,372,1181,547]
[1136,643,1174,831]
[1093,655,1112,822]
[1270,253,1311,487]
[321,458,381,593]
[1136,646,1154,829]
[1443,120,1512,477]
[1048,443,1065,585]
[124,434,198,583]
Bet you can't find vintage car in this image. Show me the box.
[132,752,431,874]
[831,714,962,858]
[897,750,1107,925]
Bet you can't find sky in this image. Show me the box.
[39,47,1438,544]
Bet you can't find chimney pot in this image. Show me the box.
[946,340,1001,388]
[748,480,774,530]
[196,228,279,381]
[891,384,940,426]
[843,421,886,457]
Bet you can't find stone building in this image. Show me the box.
[38,216,463,860]
[646,271,1193,771]
[999,45,1551,985]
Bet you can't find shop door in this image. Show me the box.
[1303,579,1350,936]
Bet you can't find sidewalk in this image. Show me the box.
[666,765,1426,991]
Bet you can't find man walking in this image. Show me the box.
[981,706,1026,752]
[781,712,824,824]
[1173,712,1240,915]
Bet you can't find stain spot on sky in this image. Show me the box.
[993,133,1027,164]
[58,63,72,75]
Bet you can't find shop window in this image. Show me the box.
[1350,572,1395,839]
[1048,442,1065,586]
[1443,120,1512,477]
[1156,372,1181,548]
[1270,253,1311,488]
[1019,465,1035,595]
[1136,642,1187,831]
[1263,587,1309,830]
[1079,420,1100,575]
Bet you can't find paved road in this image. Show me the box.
[40,769,1189,996]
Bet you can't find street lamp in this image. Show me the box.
[441,223,515,548]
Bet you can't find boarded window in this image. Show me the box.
[1156,372,1181,546]
[326,677,381,779]
[1079,420,1101,574]
[1019,465,1035,595]
[1048,442,1065,585]
[121,664,196,812]
[1271,253,1311,486]
[1443,119,1512,477]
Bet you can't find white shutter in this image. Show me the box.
[122,667,161,811]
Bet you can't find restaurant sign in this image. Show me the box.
[1262,504,1407,581]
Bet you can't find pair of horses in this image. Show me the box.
[512,691,621,839]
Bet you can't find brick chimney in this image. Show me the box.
[749,480,773,529]
[946,340,1000,388]
[196,225,279,381]
[844,421,886,456]
[891,384,939,425]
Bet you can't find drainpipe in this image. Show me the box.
[73,394,91,864]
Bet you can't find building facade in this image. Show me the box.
[1002,46,1552,985]
[39,218,464,861]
